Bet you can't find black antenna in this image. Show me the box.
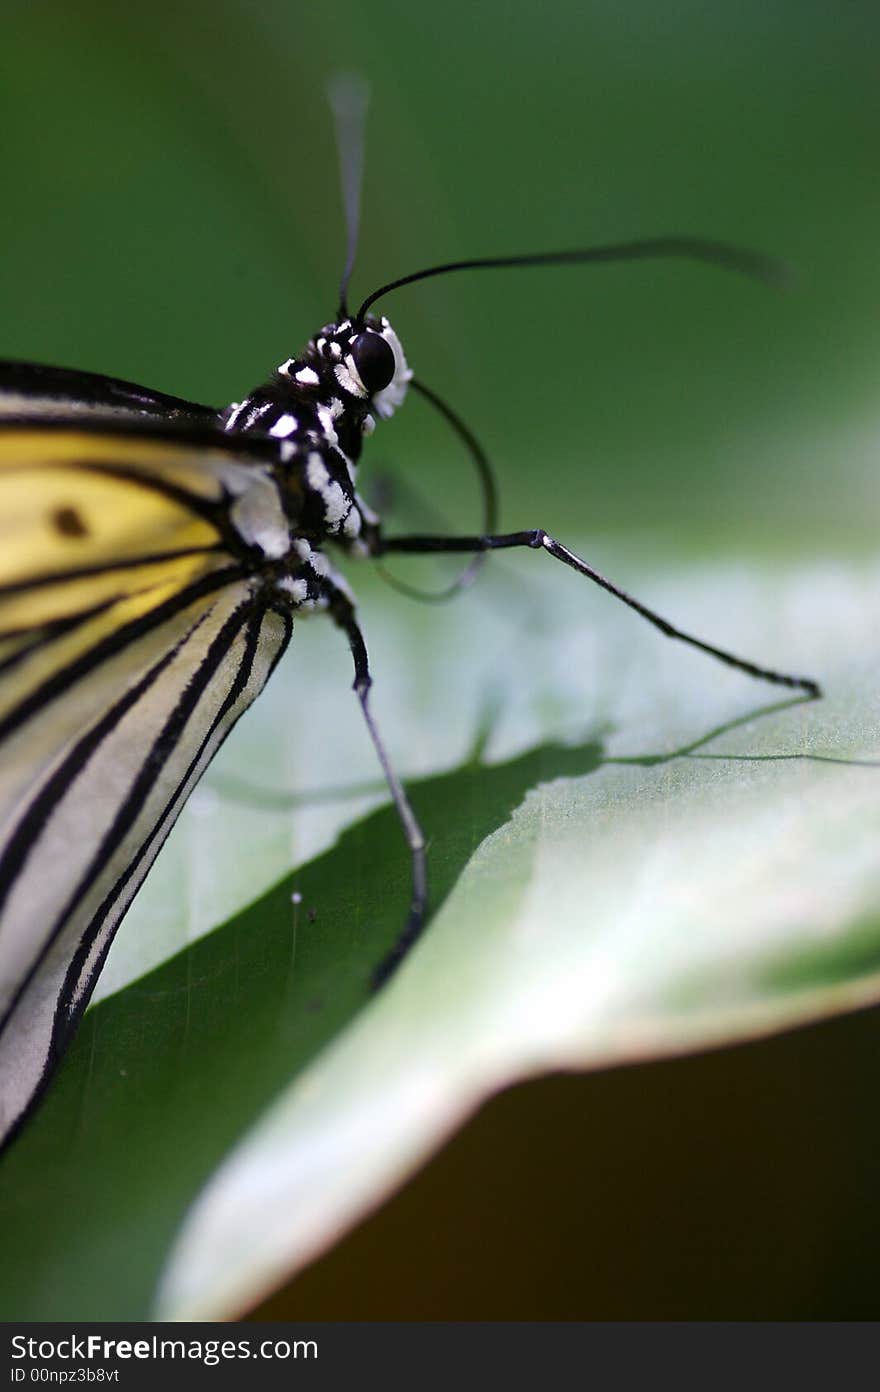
[328,72,370,320]
[375,376,499,603]
[357,236,790,318]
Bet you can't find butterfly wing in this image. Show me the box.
[0,358,217,425]
[0,422,293,1148]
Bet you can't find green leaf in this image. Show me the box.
[1,554,878,1320]
[157,558,880,1319]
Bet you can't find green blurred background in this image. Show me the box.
[1,0,878,1318]
[2,0,878,553]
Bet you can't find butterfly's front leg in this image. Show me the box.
[327,586,428,986]
[374,527,821,697]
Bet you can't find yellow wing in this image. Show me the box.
[0,424,292,1148]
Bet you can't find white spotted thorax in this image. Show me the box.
[220,314,411,613]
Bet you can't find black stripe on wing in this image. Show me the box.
[56,605,292,1048]
[0,597,292,1151]
[0,602,119,678]
[0,599,253,1028]
[0,413,282,458]
[0,418,292,562]
[0,545,226,600]
[0,564,245,744]
[0,359,218,424]
[69,460,238,532]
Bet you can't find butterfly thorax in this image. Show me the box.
[221,314,410,553]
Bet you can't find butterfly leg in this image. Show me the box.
[377,528,821,697]
[330,594,428,985]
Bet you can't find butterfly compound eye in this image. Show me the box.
[351,331,396,394]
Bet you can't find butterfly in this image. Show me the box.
[0,92,819,1152]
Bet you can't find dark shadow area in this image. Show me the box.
[252,999,880,1320]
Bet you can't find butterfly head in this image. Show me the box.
[308,314,412,424]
